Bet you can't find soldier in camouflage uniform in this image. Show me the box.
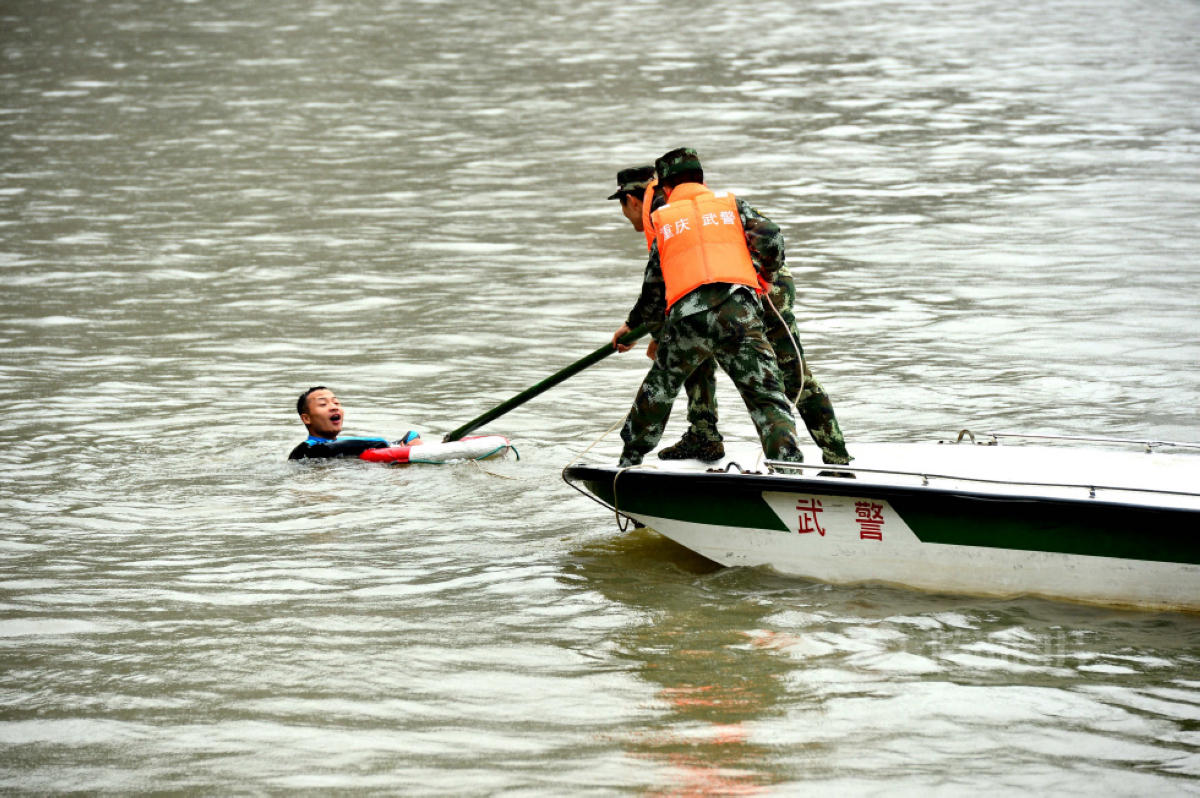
[610,148,804,468]
[608,165,725,459]
[608,159,852,466]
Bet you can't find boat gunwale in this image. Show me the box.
[562,461,1200,516]
[759,459,1200,503]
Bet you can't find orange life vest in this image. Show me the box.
[640,179,658,251]
[651,183,758,311]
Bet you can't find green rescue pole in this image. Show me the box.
[442,323,651,442]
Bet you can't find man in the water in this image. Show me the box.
[288,386,422,460]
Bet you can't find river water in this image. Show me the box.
[2,0,1199,793]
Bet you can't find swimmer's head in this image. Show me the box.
[296,386,343,438]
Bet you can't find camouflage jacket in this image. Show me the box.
[625,195,792,331]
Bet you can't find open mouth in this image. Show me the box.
[329,413,343,424]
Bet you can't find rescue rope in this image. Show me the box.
[567,418,645,531]
[571,417,625,462]
[611,463,659,532]
[762,289,808,402]
[466,458,520,480]
[558,419,661,532]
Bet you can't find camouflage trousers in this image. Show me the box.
[680,276,852,465]
[619,291,802,466]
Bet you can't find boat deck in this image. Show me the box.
[569,433,1200,513]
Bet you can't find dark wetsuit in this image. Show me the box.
[288,432,420,461]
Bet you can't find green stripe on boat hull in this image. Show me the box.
[579,470,789,532]
[891,493,1199,565]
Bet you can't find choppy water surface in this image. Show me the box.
[2,0,1199,793]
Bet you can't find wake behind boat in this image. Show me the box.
[563,431,1200,612]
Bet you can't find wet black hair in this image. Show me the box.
[296,386,330,416]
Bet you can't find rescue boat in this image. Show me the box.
[562,431,1200,612]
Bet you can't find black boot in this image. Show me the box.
[657,432,725,462]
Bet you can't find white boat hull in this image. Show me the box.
[564,435,1200,611]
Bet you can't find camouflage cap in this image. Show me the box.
[606,165,656,200]
[655,147,703,182]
